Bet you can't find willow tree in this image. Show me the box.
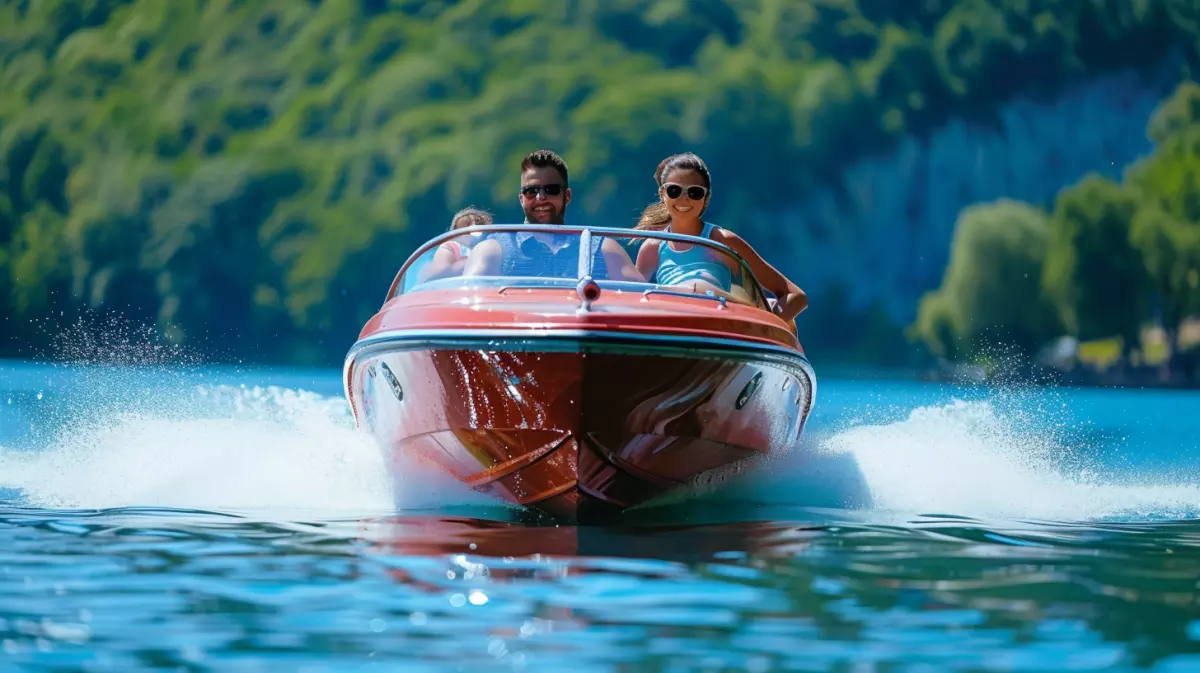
[911,199,1060,361]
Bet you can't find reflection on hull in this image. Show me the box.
[350,339,815,522]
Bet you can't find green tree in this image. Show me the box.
[1129,206,1200,366]
[1145,80,1200,146]
[1126,82,1200,366]
[911,200,1060,360]
[3,0,1200,365]
[1041,175,1147,357]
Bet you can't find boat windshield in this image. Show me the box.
[386,225,768,310]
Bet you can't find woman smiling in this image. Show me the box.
[634,153,808,324]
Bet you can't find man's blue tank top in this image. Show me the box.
[655,221,741,291]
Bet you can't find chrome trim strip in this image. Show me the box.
[342,328,819,432]
[341,352,357,421]
[345,328,812,366]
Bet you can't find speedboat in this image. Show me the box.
[343,224,816,522]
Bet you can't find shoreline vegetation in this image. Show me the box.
[911,82,1200,389]
[2,1,1200,383]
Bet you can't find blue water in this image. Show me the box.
[3,358,1200,671]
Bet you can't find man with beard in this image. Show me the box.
[463,150,643,281]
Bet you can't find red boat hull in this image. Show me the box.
[348,335,813,522]
[346,261,816,522]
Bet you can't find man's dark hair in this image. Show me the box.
[520,149,569,186]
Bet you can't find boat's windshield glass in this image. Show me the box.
[388,225,767,310]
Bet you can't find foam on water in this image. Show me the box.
[6,382,1200,522]
[818,397,1200,522]
[0,315,508,518]
[0,384,396,515]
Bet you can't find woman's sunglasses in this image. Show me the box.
[662,183,709,200]
[520,184,564,198]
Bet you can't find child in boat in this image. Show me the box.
[414,206,494,284]
[634,152,808,323]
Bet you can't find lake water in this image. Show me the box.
[3,358,1200,671]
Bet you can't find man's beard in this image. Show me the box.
[524,206,565,224]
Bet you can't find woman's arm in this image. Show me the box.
[715,230,808,322]
[600,238,646,282]
[635,240,660,283]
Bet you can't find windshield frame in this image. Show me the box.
[383,223,771,310]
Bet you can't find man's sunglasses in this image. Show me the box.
[663,183,709,200]
[520,184,564,198]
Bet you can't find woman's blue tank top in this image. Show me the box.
[655,222,740,291]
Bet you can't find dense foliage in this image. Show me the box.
[913,80,1200,370]
[910,200,1061,361]
[2,0,1198,365]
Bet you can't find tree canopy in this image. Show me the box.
[910,199,1060,359]
[3,0,1199,365]
[914,78,1200,369]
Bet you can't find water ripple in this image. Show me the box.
[0,509,1198,669]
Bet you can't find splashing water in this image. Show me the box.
[2,312,398,515]
[5,378,1200,522]
[0,384,396,515]
[817,398,1200,522]
[3,311,1199,523]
